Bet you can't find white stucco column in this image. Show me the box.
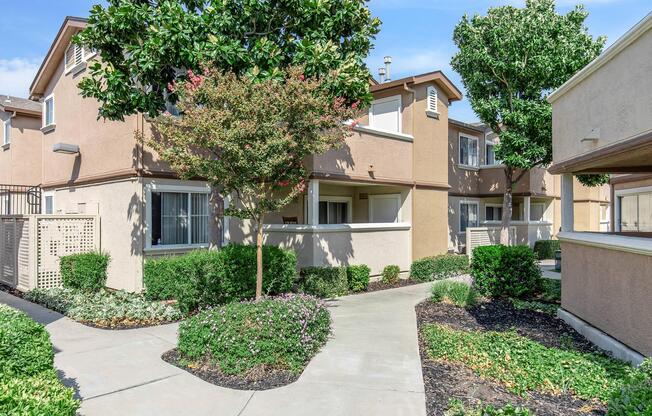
[222,194,231,246]
[561,173,575,232]
[307,179,320,226]
[524,196,531,224]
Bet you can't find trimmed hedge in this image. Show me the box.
[60,251,110,292]
[608,359,652,415]
[382,265,400,284]
[410,254,469,282]
[178,295,330,375]
[0,305,79,415]
[346,265,370,292]
[299,266,348,298]
[471,245,542,299]
[532,240,560,260]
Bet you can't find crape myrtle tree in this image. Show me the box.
[147,67,358,299]
[450,0,607,244]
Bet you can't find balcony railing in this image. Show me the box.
[0,185,42,215]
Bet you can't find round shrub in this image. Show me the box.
[608,359,652,415]
[346,265,370,292]
[0,370,79,416]
[60,251,110,292]
[532,240,560,260]
[382,265,400,284]
[178,295,330,375]
[299,266,348,298]
[410,254,469,282]
[471,245,542,299]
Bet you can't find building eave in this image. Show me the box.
[370,70,463,102]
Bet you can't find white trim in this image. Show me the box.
[42,191,55,214]
[530,202,546,222]
[319,195,353,225]
[484,203,503,222]
[264,222,411,233]
[484,137,500,166]
[368,193,402,223]
[558,231,652,257]
[64,43,97,75]
[548,12,652,103]
[614,185,652,232]
[2,118,10,145]
[458,132,479,168]
[352,124,414,142]
[368,94,402,134]
[459,199,480,232]
[42,94,55,130]
[426,85,438,114]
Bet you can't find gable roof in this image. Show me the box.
[0,95,41,117]
[370,70,463,102]
[29,16,88,99]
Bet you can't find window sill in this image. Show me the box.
[425,110,440,119]
[41,124,56,134]
[352,124,414,142]
[458,164,479,172]
[1,143,9,151]
[144,244,209,253]
[479,164,505,169]
[65,62,87,76]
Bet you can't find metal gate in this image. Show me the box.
[0,216,29,287]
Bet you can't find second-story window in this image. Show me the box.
[459,134,478,167]
[2,119,10,145]
[369,95,401,133]
[43,95,55,128]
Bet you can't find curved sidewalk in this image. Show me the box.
[0,282,432,416]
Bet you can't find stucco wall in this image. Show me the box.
[0,113,42,185]
[412,188,448,259]
[561,241,652,356]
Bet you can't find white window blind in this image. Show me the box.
[370,96,401,132]
[151,191,209,246]
[44,97,54,127]
[427,86,438,113]
[459,135,478,166]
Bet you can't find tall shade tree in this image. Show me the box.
[76,0,380,121]
[147,67,359,299]
[451,0,606,244]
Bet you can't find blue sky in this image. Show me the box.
[1,0,650,122]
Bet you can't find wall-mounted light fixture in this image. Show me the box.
[52,143,80,154]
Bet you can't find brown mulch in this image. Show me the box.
[162,349,301,391]
[365,278,421,293]
[416,300,608,416]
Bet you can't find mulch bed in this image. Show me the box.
[365,278,421,293]
[162,349,301,390]
[416,300,608,416]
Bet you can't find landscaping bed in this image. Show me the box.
[365,277,421,293]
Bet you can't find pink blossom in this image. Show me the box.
[299,74,305,81]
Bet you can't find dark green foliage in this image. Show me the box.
[431,281,478,308]
[346,265,370,292]
[446,399,531,416]
[381,265,400,284]
[60,251,110,292]
[471,245,542,299]
[0,305,79,415]
[576,173,610,188]
[178,295,330,375]
[410,254,469,282]
[532,240,560,260]
[608,359,652,415]
[143,250,221,313]
[539,278,561,303]
[298,266,349,298]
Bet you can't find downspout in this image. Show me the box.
[403,83,417,262]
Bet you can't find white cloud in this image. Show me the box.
[0,58,41,98]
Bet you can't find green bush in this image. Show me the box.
[143,250,221,313]
[60,251,110,292]
[382,265,401,284]
[431,281,478,308]
[471,245,542,299]
[532,239,560,260]
[608,359,652,415]
[410,254,469,282]
[0,305,79,415]
[299,266,349,298]
[346,265,370,292]
[446,399,531,416]
[178,295,330,375]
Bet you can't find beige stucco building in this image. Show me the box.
[549,12,652,359]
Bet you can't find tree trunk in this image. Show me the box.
[255,215,264,300]
[500,167,514,245]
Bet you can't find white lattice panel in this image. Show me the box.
[466,226,516,257]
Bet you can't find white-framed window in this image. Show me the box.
[369,95,401,133]
[426,86,438,114]
[459,134,479,167]
[369,194,401,223]
[599,203,610,232]
[318,196,352,225]
[530,202,546,222]
[2,119,10,145]
[43,94,55,128]
[146,184,210,248]
[43,191,55,214]
[485,139,500,165]
[485,204,503,222]
[64,43,95,73]
[460,201,479,232]
[615,187,652,232]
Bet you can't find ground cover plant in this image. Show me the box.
[0,305,79,415]
[607,359,652,415]
[166,294,330,390]
[446,399,531,416]
[431,281,478,308]
[411,254,469,282]
[25,288,182,329]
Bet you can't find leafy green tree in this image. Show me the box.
[76,0,380,120]
[147,67,358,299]
[451,0,606,243]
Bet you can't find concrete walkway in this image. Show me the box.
[0,282,432,416]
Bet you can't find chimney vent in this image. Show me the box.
[378,67,386,83]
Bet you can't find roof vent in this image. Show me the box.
[383,56,392,83]
[378,67,386,83]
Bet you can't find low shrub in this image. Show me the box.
[0,370,79,416]
[446,399,531,416]
[382,265,401,284]
[423,323,632,401]
[410,254,469,282]
[143,250,221,313]
[178,295,330,375]
[510,299,558,315]
[532,240,561,260]
[60,251,110,292]
[298,266,348,298]
[431,281,478,308]
[25,288,182,328]
[538,279,561,303]
[471,245,542,299]
[608,359,652,415]
[346,265,370,292]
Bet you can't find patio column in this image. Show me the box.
[524,196,531,223]
[307,179,320,226]
[561,173,574,232]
